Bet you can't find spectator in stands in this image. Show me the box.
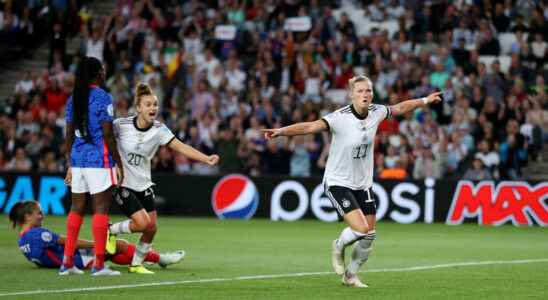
[499,119,528,178]
[289,135,312,177]
[5,147,32,171]
[38,150,63,173]
[15,71,34,94]
[463,158,493,180]
[1,0,546,181]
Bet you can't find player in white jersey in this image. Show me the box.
[107,83,220,274]
[262,75,441,288]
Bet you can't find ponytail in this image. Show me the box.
[134,82,154,107]
[72,56,103,142]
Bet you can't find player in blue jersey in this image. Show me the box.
[62,56,125,276]
[9,201,184,270]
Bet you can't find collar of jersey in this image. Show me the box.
[350,104,368,120]
[133,116,153,132]
[19,227,32,237]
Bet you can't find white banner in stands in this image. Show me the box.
[215,25,237,40]
[284,16,312,32]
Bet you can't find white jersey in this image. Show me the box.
[322,104,391,190]
[114,116,175,192]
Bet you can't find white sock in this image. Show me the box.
[346,231,376,276]
[131,242,151,267]
[110,220,132,235]
[335,227,366,251]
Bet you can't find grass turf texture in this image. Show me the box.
[0,216,546,299]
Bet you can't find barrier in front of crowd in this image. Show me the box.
[0,172,546,226]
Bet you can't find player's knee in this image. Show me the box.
[133,219,150,232]
[352,224,369,235]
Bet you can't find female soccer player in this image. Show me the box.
[9,201,184,271]
[63,56,124,276]
[107,83,220,274]
[262,75,441,288]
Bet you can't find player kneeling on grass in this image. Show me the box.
[9,201,184,272]
[262,75,441,288]
[106,83,220,274]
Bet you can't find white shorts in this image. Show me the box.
[71,167,117,194]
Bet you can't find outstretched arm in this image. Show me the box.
[58,236,94,249]
[58,236,130,252]
[261,119,328,140]
[389,92,443,117]
[167,138,220,166]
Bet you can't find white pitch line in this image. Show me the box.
[1,258,547,297]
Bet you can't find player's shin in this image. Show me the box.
[63,212,83,267]
[92,213,109,269]
[131,241,152,267]
[346,231,375,276]
[335,227,366,250]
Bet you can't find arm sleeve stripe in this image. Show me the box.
[386,105,392,119]
[321,118,331,132]
[165,136,176,146]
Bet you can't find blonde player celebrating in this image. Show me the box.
[108,83,220,274]
[262,76,441,288]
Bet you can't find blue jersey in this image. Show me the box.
[18,228,88,269]
[66,87,116,168]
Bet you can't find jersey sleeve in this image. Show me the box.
[375,104,392,124]
[65,97,73,123]
[96,92,114,123]
[113,118,121,139]
[158,123,176,145]
[322,111,342,133]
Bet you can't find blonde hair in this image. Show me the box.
[135,82,154,106]
[348,75,372,91]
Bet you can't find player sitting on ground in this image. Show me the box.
[9,200,185,272]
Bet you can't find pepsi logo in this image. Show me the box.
[211,174,259,219]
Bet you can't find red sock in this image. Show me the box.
[92,213,109,269]
[110,244,160,265]
[111,244,135,265]
[145,249,160,263]
[63,212,83,267]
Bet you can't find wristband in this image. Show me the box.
[421,97,428,105]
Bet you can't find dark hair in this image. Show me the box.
[8,201,38,229]
[73,56,103,142]
[134,82,154,107]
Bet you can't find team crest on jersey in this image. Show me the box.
[41,231,52,242]
[342,199,351,208]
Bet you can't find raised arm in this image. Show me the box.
[389,92,443,117]
[261,119,328,140]
[167,138,220,166]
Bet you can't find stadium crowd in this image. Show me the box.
[0,0,546,180]
[0,0,84,65]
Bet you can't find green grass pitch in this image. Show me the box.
[0,216,546,299]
